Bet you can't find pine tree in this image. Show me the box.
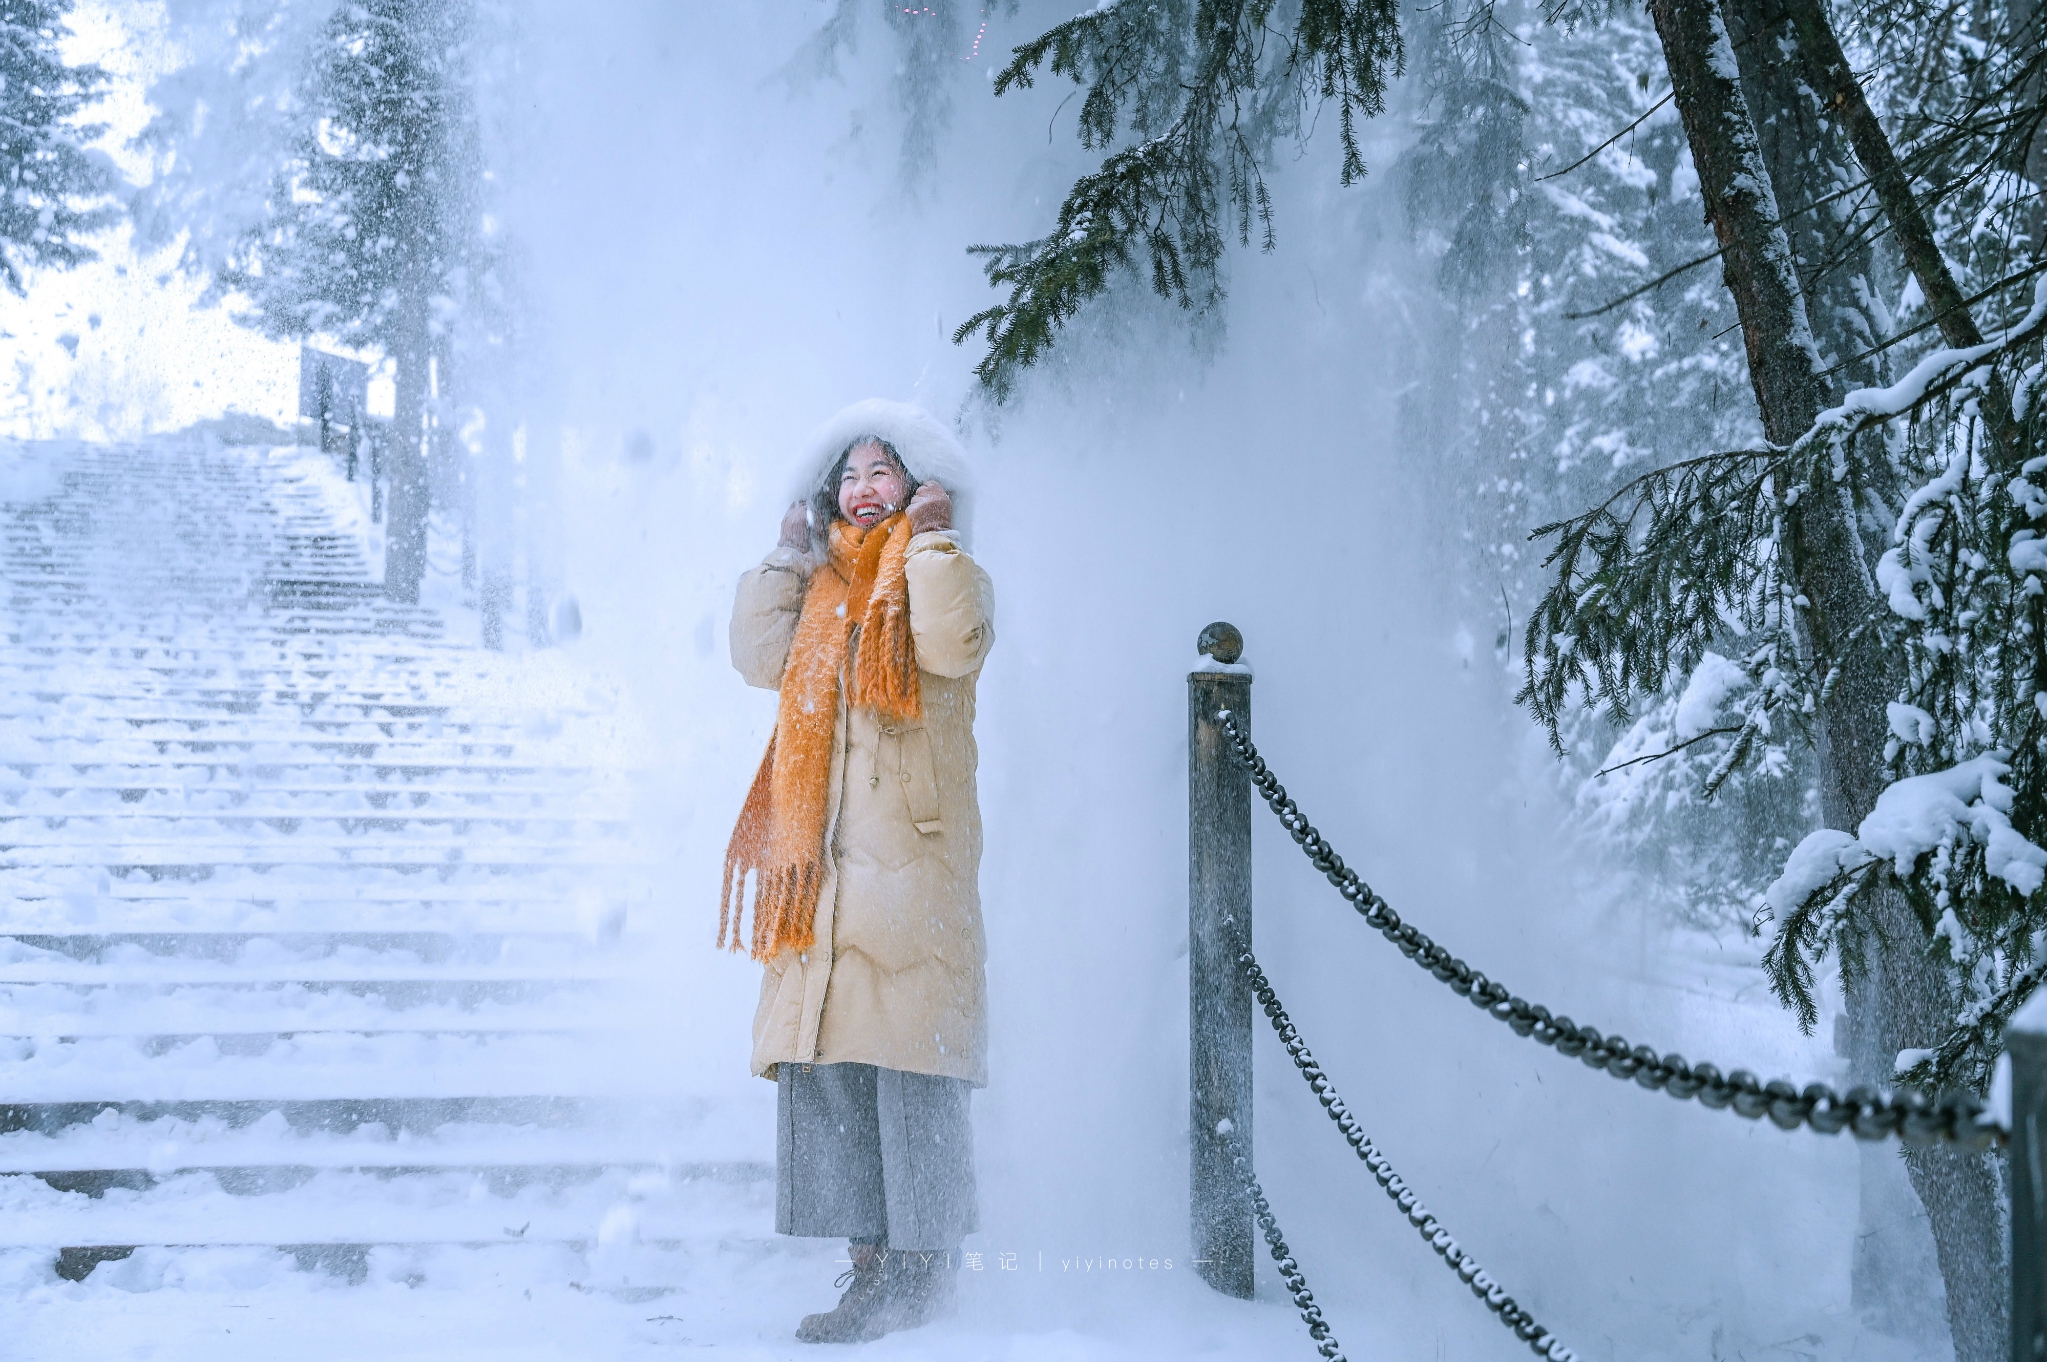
[1400,3,1815,934]
[955,0,2046,1356]
[216,0,485,603]
[0,0,117,294]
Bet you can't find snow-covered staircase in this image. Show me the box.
[0,440,767,1295]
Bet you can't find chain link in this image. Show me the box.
[1238,942,1579,1361]
[1215,709,2001,1149]
[1225,1136,1346,1361]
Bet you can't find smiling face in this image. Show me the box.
[836,441,911,528]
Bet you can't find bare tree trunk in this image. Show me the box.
[1777,0,1982,351]
[1648,3,2007,1358]
[477,417,512,650]
[426,337,478,595]
[383,301,431,606]
[1720,0,1889,389]
[1893,979,2013,1362]
[1776,0,2019,459]
[1718,0,1935,1336]
[2014,0,2047,199]
[1753,5,2012,1354]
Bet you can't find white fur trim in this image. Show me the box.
[785,399,976,547]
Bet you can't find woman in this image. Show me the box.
[721,399,995,1344]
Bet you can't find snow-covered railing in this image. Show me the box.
[1220,701,1998,1143]
[1188,622,2030,1362]
[1190,622,1574,1362]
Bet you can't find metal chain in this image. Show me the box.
[1214,709,2000,1149]
[1239,943,1579,1362]
[1226,1136,1347,1361]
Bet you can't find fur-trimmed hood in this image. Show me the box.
[785,399,976,546]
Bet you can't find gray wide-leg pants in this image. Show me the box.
[776,1061,977,1252]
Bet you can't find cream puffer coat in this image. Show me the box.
[729,528,995,1086]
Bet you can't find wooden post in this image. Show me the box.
[2012,996,2047,1361]
[315,363,334,457]
[1190,620,1253,1299]
[369,424,385,526]
[343,397,360,483]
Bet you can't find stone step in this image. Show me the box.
[0,985,636,1039]
[0,748,608,770]
[0,679,514,705]
[0,715,574,743]
[0,1019,631,1046]
[0,943,627,982]
[0,660,486,684]
[0,1032,659,1105]
[5,682,585,710]
[0,897,632,934]
[0,929,618,964]
[6,876,630,917]
[0,1163,772,1262]
[0,786,624,814]
[0,692,461,716]
[0,608,434,630]
[0,833,619,862]
[5,626,449,649]
[0,1104,765,1179]
[0,814,629,840]
[3,865,637,901]
[0,979,613,1015]
[0,1089,663,1138]
[0,615,395,628]
[4,639,485,662]
[0,761,612,787]
[0,602,436,621]
[0,661,517,684]
[0,738,592,765]
[1,657,464,681]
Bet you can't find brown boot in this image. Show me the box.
[890,1249,959,1328]
[796,1242,898,1344]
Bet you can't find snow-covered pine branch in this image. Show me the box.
[1528,268,2047,1092]
[953,0,1405,399]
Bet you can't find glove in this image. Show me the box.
[778,501,811,551]
[905,481,953,535]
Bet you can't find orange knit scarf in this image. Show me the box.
[719,513,923,961]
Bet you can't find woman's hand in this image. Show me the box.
[906,481,953,535]
[778,501,811,551]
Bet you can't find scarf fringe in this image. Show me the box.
[720,860,827,963]
[718,734,828,963]
[718,735,777,955]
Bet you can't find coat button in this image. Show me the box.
[869,775,879,787]
[900,772,911,783]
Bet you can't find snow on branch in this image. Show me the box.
[1524,277,2047,757]
[1762,756,2047,1033]
[1792,276,2047,458]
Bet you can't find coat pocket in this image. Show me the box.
[901,725,943,834]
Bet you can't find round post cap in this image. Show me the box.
[1198,621,1243,664]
